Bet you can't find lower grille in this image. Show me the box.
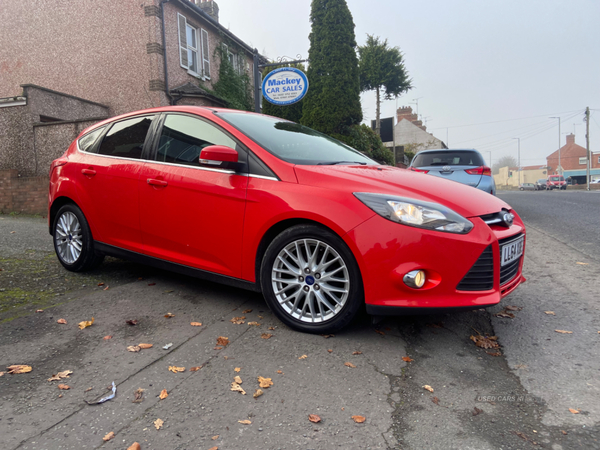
[457,245,494,291]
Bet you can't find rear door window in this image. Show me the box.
[78,127,105,153]
[97,116,155,159]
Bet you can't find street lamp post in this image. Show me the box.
[550,117,561,175]
[512,138,521,185]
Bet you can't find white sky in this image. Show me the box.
[218,0,599,167]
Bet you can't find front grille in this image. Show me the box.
[457,245,494,291]
[499,233,523,285]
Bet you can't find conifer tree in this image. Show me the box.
[301,0,362,136]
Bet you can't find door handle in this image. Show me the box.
[81,169,96,176]
[147,178,168,187]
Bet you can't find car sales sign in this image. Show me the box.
[262,67,309,106]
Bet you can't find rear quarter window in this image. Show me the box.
[78,127,105,153]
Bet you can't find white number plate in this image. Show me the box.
[501,236,524,267]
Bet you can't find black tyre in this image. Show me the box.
[53,204,104,272]
[260,224,363,334]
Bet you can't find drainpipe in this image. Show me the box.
[160,0,175,105]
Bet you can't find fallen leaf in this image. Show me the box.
[473,407,483,416]
[555,330,573,334]
[276,370,283,374]
[97,282,105,286]
[190,322,202,327]
[126,319,138,326]
[352,415,366,423]
[253,389,263,399]
[154,418,163,430]
[231,382,246,395]
[164,313,175,318]
[268,326,276,330]
[486,351,502,357]
[248,321,260,326]
[298,354,308,360]
[58,394,63,398]
[103,335,112,340]
[127,345,141,352]
[238,419,252,425]
[103,285,109,291]
[402,356,413,362]
[138,343,153,349]
[36,309,44,313]
[127,443,141,450]
[243,309,253,313]
[7,365,32,374]
[423,385,434,393]
[545,311,556,315]
[327,349,333,353]
[58,384,70,390]
[0,372,4,377]
[103,431,115,441]
[308,414,321,423]
[78,317,94,330]
[214,346,223,350]
[494,311,515,319]
[47,370,72,381]
[344,362,356,368]
[190,366,202,371]
[212,435,219,440]
[132,388,144,403]
[505,305,523,311]
[470,335,500,349]
[234,367,241,372]
[258,376,273,388]
[432,397,440,405]
[148,282,156,286]
[85,387,92,392]
[569,408,580,414]
[561,430,568,435]
[159,389,168,400]
[208,447,218,450]
[234,376,242,384]
[168,366,185,373]
[576,262,588,265]
[231,316,246,324]
[258,315,263,319]
[375,330,385,335]
[216,336,230,346]
[261,333,273,339]
[321,334,334,338]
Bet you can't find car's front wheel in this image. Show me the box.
[53,204,104,272]
[260,225,363,334]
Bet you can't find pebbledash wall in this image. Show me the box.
[0,0,260,214]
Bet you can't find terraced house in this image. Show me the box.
[0,0,263,213]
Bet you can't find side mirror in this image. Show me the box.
[199,145,238,166]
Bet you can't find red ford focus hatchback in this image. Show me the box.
[48,106,526,333]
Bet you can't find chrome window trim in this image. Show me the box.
[144,159,237,175]
[249,174,279,182]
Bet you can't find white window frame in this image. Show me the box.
[579,157,587,165]
[178,13,209,79]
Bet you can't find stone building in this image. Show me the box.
[0,0,264,212]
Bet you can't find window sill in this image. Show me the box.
[187,69,205,80]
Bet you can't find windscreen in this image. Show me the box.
[549,176,564,182]
[412,150,484,167]
[218,112,376,165]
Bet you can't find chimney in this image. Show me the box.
[566,134,575,145]
[196,0,219,22]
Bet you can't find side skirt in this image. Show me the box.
[94,242,261,293]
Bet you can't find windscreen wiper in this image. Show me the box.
[317,161,367,165]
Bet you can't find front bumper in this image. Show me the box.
[344,212,525,311]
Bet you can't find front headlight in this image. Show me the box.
[354,192,473,234]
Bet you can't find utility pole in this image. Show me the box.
[512,137,521,186]
[550,116,561,175]
[585,107,590,191]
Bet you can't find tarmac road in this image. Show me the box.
[0,206,598,450]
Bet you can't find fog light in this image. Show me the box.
[404,270,426,288]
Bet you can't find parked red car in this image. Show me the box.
[48,106,526,333]
[547,175,566,190]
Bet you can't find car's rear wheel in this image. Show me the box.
[53,204,104,272]
[260,225,363,334]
